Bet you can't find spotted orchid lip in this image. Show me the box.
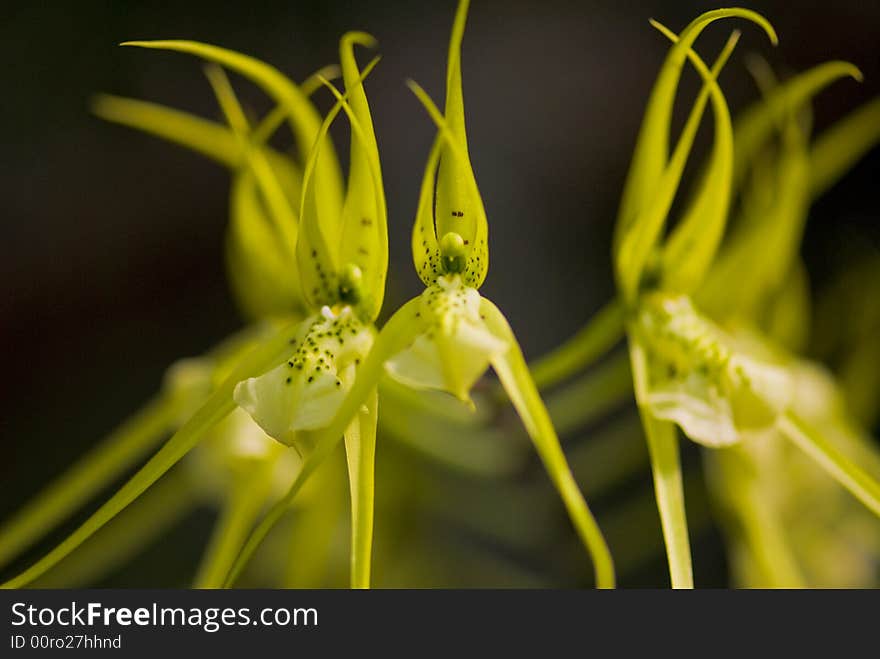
[384,276,507,404]
[233,309,375,452]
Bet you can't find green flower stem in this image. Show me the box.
[525,298,625,391]
[1,322,299,589]
[31,467,199,588]
[481,299,615,589]
[224,299,423,587]
[0,395,175,570]
[778,412,880,518]
[193,464,276,588]
[641,415,694,588]
[343,390,379,589]
[629,339,694,588]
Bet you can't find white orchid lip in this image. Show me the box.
[234,305,374,450]
[636,294,791,446]
[385,274,507,403]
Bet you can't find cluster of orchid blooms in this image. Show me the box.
[2,1,879,589]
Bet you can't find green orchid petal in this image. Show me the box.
[384,275,507,404]
[296,57,380,311]
[433,0,488,288]
[407,80,489,287]
[809,96,880,200]
[655,24,738,294]
[615,8,776,299]
[315,64,388,321]
[778,413,880,519]
[0,395,175,571]
[204,65,302,277]
[1,322,301,589]
[336,33,388,321]
[406,1,489,287]
[234,307,374,454]
[226,172,307,318]
[224,298,423,587]
[251,64,342,145]
[699,111,811,320]
[343,388,378,588]
[629,336,694,588]
[480,298,615,588]
[633,294,791,447]
[31,467,199,588]
[121,39,344,225]
[93,94,252,168]
[616,16,768,302]
[412,135,445,285]
[732,60,863,190]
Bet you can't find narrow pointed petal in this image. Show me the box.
[343,388,378,589]
[809,96,880,200]
[336,34,388,320]
[615,8,776,266]
[30,467,198,588]
[412,135,444,285]
[296,58,380,310]
[92,94,247,168]
[657,26,738,293]
[1,322,302,589]
[778,413,880,519]
[616,19,754,302]
[121,39,344,223]
[0,395,175,570]
[407,80,489,286]
[433,0,487,287]
[316,63,387,320]
[732,60,863,190]
[226,172,306,319]
[480,298,615,588]
[698,114,811,319]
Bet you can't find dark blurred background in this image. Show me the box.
[1,0,878,587]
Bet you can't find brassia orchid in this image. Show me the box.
[223,0,615,589]
[1,32,390,590]
[3,2,880,590]
[610,10,880,588]
[697,87,880,586]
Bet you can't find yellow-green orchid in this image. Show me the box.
[611,9,880,589]
[697,89,880,587]
[226,0,615,589]
[1,32,389,591]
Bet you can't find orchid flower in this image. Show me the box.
[1,33,389,590]
[698,90,880,587]
[610,9,880,589]
[226,0,615,589]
